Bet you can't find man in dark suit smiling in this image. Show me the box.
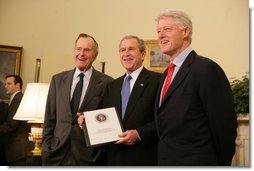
[154,9,237,166]
[79,35,161,166]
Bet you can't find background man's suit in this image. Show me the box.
[0,101,8,165]
[155,50,237,166]
[0,92,33,165]
[0,101,8,123]
[103,68,161,166]
[42,68,113,166]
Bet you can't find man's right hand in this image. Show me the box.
[77,112,84,129]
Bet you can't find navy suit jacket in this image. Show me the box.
[155,50,237,166]
[103,68,161,166]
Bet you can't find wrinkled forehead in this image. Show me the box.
[76,37,94,47]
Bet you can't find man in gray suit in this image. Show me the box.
[42,33,113,166]
[0,75,33,166]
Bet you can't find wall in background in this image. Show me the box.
[0,0,249,89]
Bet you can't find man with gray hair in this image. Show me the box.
[42,33,113,166]
[154,9,237,166]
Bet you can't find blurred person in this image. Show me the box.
[0,75,33,166]
[0,80,9,100]
[42,33,113,166]
[0,101,8,165]
[154,9,237,166]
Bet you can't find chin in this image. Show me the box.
[77,66,86,71]
[161,48,171,55]
[161,50,168,55]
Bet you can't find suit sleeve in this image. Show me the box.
[135,72,161,147]
[200,62,237,165]
[0,95,22,135]
[42,76,57,151]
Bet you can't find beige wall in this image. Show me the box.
[0,0,249,89]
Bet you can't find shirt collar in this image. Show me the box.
[9,91,20,104]
[125,66,143,81]
[74,67,93,80]
[172,46,193,67]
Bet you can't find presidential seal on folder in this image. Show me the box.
[82,107,123,147]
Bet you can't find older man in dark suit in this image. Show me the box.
[154,9,237,166]
[42,33,113,166]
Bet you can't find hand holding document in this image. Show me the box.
[82,107,123,147]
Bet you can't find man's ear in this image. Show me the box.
[15,82,21,90]
[141,50,146,61]
[182,26,190,38]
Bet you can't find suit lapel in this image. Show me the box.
[79,69,102,109]
[60,70,74,116]
[161,51,196,105]
[123,68,149,122]
[116,76,125,116]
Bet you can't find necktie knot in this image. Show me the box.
[169,63,175,69]
[126,75,132,82]
[79,73,84,79]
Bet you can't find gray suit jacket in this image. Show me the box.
[42,68,113,166]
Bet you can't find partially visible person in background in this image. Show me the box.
[0,101,8,124]
[42,33,113,166]
[0,101,8,165]
[0,75,33,166]
[0,80,9,101]
[154,9,237,166]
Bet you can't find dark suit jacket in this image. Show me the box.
[0,102,8,124]
[42,68,113,166]
[0,92,33,163]
[103,68,161,166]
[154,50,237,166]
[0,101,8,165]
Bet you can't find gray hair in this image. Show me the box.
[156,9,192,43]
[75,33,99,53]
[119,35,146,52]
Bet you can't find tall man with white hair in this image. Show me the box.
[154,9,237,166]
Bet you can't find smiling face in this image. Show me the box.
[74,37,98,71]
[119,38,146,74]
[157,16,190,60]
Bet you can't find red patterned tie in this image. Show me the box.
[161,63,175,101]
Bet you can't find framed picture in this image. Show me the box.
[0,45,22,102]
[143,40,170,73]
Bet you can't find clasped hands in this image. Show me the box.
[77,112,139,146]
